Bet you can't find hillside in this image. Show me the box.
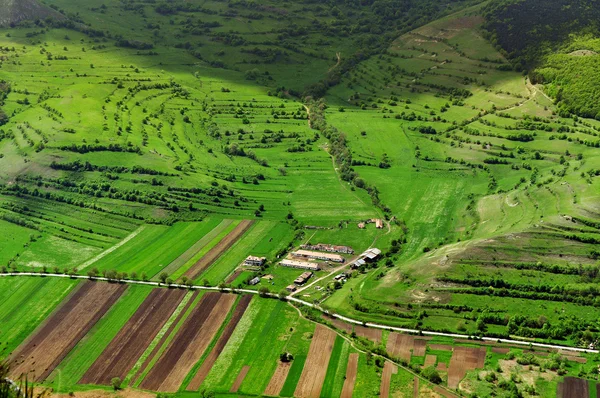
[483,0,600,118]
[0,0,63,27]
[0,1,600,397]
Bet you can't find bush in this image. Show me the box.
[421,366,442,384]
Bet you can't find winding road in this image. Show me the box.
[1,272,596,354]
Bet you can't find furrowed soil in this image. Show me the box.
[340,353,358,398]
[354,325,382,343]
[229,365,250,393]
[187,294,253,391]
[557,377,589,398]
[380,361,397,398]
[263,361,292,397]
[184,220,255,280]
[294,324,337,398]
[10,281,126,381]
[130,291,199,385]
[79,288,186,385]
[140,292,236,392]
[447,347,486,389]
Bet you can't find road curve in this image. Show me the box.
[1,272,597,354]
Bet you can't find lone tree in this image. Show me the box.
[258,286,270,297]
[111,377,122,391]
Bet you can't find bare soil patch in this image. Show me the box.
[557,377,589,398]
[433,386,460,398]
[436,362,447,371]
[387,333,415,361]
[184,220,254,279]
[322,315,352,334]
[187,294,253,390]
[225,268,243,284]
[380,361,397,398]
[230,365,250,393]
[140,292,236,392]
[340,353,358,398]
[354,324,382,343]
[10,281,126,381]
[264,361,292,397]
[294,324,337,398]
[447,347,486,389]
[491,347,509,354]
[413,339,427,356]
[80,288,186,385]
[413,376,419,398]
[131,291,199,384]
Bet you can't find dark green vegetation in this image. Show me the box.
[484,0,600,118]
[0,0,600,396]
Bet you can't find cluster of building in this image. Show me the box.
[290,249,345,263]
[279,259,320,271]
[286,271,314,292]
[299,243,354,254]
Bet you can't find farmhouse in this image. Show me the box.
[294,271,313,285]
[300,243,354,254]
[361,248,382,262]
[286,285,297,292]
[372,219,384,229]
[248,277,261,286]
[291,250,344,263]
[244,255,266,267]
[280,259,320,271]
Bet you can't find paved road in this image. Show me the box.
[1,272,597,354]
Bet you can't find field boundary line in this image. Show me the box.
[77,225,146,271]
[0,273,597,355]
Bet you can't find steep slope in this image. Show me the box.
[0,0,63,27]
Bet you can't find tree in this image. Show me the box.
[258,286,270,297]
[422,366,442,384]
[111,377,122,391]
[159,272,169,284]
[278,290,289,300]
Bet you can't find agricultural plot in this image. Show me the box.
[447,346,487,389]
[139,292,237,392]
[294,324,337,398]
[9,281,126,381]
[380,361,398,398]
[184,220,255,280]
[0,277,78,359]
[79,288,187,385]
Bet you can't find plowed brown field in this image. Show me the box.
[294,324,337,398]
[340,353,358,398]
[447,346,486,389]
[229,365,250,392]
[10,281,126,381]
[380,361,397,398]
[80,288,186,385]
[187,294,253,391]
[130,291,199,385]
[184,220,254,279]
[557,377,589,398]
[354,325,381,343]
[264,361,292,397]
[139,292,236,392]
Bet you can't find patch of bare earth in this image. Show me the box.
[294,324,337,398]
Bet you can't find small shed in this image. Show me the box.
[248,277,261,286]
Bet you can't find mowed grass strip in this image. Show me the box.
[279,355,307,397]
[140,292,237,392]
[0,277,78,359]
[184,220,255,280]
[79,288,187,385]
[48,284,153,390]
[294,324,338,398]
[10,281,127,382]
[92,222,219,278]
[171,221,241,281]
[320,336,349,398]
[157,218,231,278]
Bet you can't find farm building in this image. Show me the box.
[358,222,365,229]
[248,277,261,286]
[360,248,382,262]
[351,259,366,269]
[294,272,313,285]
[286,285,297,292]
[372,219,384,229]
[280,259,320,271]
[300,243,354,254]
[244,256,266,267]
[291,250,344,263]
[334,273,347,281]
